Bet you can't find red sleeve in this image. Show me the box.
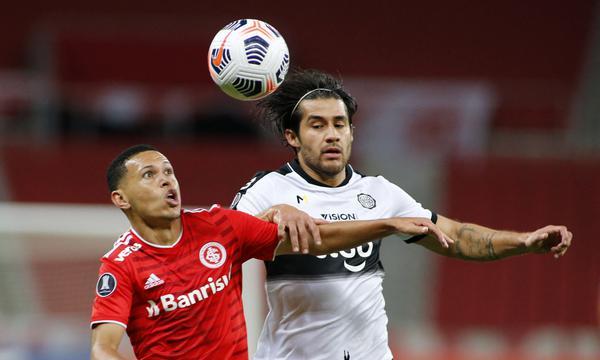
[90,258,133,329]
[222,208,279,262]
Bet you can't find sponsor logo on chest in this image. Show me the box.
[320,213,357,221]
[316,242,374,272]
[315,212,377,272]
[146,273,230,317]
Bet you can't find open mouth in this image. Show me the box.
[166,189,179,206]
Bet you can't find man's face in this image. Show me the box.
[286,98,353,181]
[114,151,181,221]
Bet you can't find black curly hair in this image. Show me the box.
[257,69,357,142]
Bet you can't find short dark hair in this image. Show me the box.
[257,69,358,142]
[106,144,158,192]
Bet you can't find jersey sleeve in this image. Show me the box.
[90,258,134,329]
[223,208,279,262]
[231,172,275,216]
[380,176,437,243]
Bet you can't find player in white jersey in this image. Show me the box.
[232,69,573,360]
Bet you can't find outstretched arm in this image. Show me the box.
[259,204,452,255]
[415,215,572,261]
[265,205,451,256]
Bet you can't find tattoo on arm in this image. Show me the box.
[454,225,499,261]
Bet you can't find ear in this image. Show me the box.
[284,129,301,150]
[111,190,131,210]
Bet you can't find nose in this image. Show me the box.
[160,175,172,188]
[324,124,340,143]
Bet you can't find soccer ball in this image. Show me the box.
[208,19,290,101]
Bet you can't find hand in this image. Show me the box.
[524,225,573,258]
[263,204,324,254]
[393,217,453,248]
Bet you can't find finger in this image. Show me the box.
[277,222,286,242]
[414,221,448,248]
[561,244,570,256]
[431,224,452,246]
[558,231,572,257]
[288,224,300,253]
[313,218,329,225]
[551,241,569,256]
[554,245,568,259]
[410,223,430,235]
[297,222,310,254]
[426,224,449,248]
[308,220,322,246]
[559,227,569,244]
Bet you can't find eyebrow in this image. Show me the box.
[140,165,156,172]
[140,160,172,170]
[307,114,348,121]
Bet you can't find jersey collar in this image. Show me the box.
[129,215,184,249]
[288,158,353,188]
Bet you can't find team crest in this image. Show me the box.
[199,242,227,269]
[96,273,117,297]
[357,193,376,209]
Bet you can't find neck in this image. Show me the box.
[297,158,347,187]
[128,214,182,246]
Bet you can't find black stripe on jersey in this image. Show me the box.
[288,158,354,187]
[267,267,384,281]
[266,239,384,279]
[405,212,438,244]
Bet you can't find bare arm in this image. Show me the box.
[415,215,572,261]
[90,323,128,360]
[275,215,449,256]
[258,204,451,255]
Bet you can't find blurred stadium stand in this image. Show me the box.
[0,0,599,359]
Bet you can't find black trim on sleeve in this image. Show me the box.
[404,212,438,244]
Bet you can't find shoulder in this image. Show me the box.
[348,166,394,186]
[183,205,251,226]
[101,231,144,265]
[240,164,293,191]
[231,164,293,208]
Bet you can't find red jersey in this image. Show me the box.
[90,205,279,359]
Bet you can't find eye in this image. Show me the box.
[335,122,346,128]
[165,168,174,175]
[311,124,323,129]
[143,171,153,179]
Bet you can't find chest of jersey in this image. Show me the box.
[130,233,236,321]
[268,182,387,279]
[285,186,384,222]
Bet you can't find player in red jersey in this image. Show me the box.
[90,144,450,360]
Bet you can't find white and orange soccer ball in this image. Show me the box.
[208,19,290,101]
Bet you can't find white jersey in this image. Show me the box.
[232,160,434,360]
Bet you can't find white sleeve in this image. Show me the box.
[379,176,436,242]
[230,172,275,216]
